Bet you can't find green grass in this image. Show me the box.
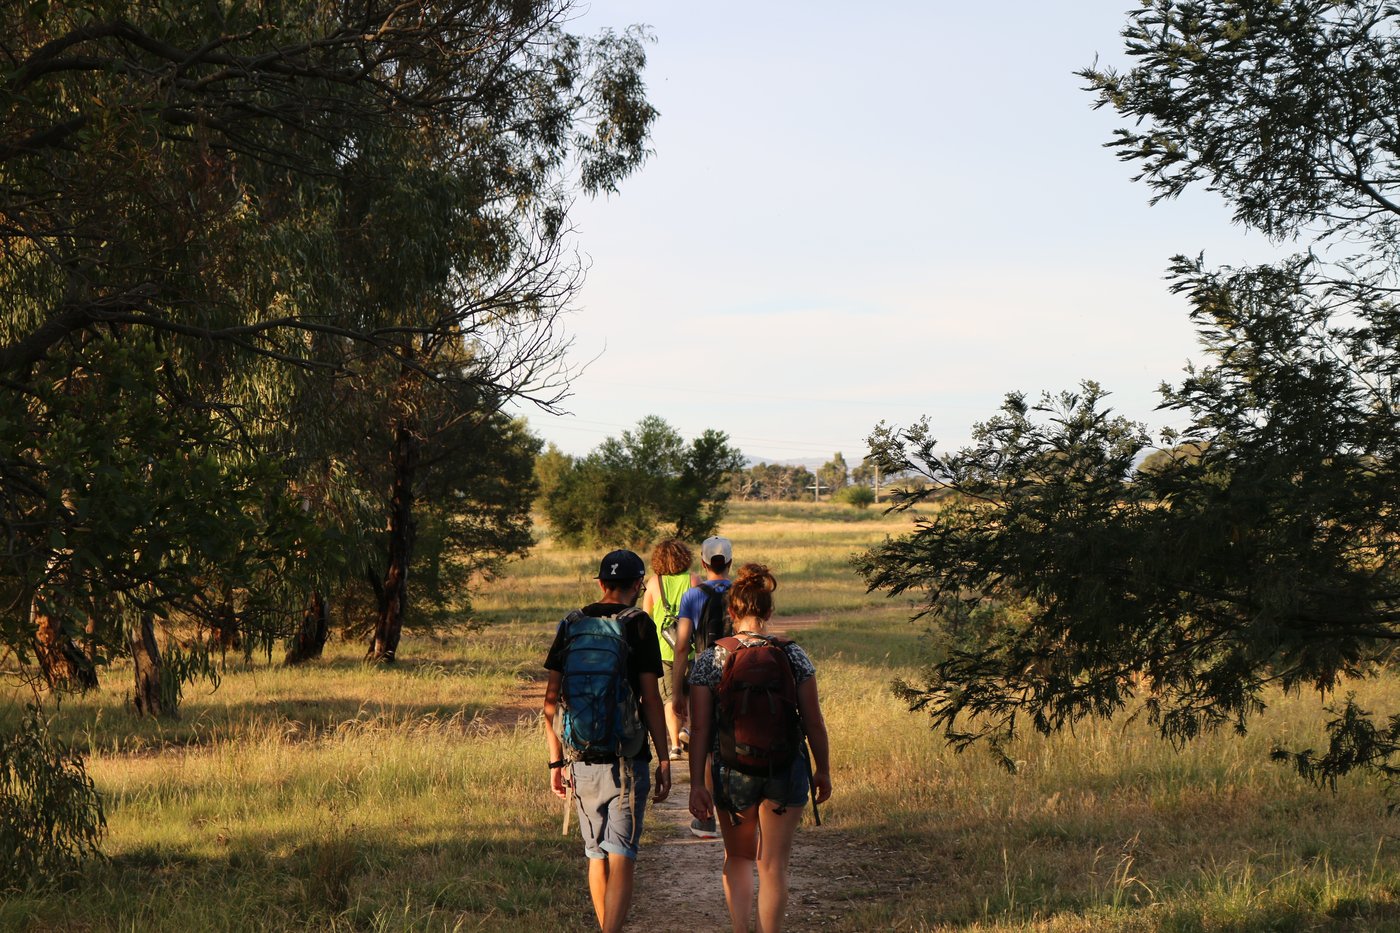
[6,500,1400,930]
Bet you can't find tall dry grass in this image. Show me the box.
[2,500,1398,931]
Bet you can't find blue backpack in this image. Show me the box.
[559,608,646,763]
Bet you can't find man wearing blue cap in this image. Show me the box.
[543,549,671,933]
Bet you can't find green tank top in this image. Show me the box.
[654,572,691,663]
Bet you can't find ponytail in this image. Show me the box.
[728,563,777,622]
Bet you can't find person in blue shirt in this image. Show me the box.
[669,535,732,838]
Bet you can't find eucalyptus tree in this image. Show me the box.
[544,416,745,546]
[339,350,542,663]
[1,1,656,695]
[860,0,1400,786]
[817,452,849,495]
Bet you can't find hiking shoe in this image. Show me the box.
[689,817,720,839]
[678,728,690,750]
[669,746,683,760]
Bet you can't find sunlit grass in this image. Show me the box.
[6,500,1400,930]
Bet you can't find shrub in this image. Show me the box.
[0,706,106,889]
[838,485,876,509]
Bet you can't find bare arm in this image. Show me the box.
[687,683,715,820]
[797,676,832,804]
[641,573,659,617]
[638,672,672,802]
[543,670,568,799]
[671,615,693,714]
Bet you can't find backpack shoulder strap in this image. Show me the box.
[613,606,645,624]
[715,635,742,653]
[731,632,790,647]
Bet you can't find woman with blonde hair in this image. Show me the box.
[686,563,832,933]
[641,537,699,757]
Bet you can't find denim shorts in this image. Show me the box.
[712,754,809,813]
[571,758,650,860]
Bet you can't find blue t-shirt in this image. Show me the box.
[678,578,731,649]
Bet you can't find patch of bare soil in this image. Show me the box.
[475,674,547,731]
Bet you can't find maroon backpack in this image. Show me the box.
[715,634,802,776]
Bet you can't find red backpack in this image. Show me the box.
[715,634,802,776]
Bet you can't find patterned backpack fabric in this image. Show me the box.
[715,634,802,776]
[559,608,646,763]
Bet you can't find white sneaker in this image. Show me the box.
[689,817,719,839]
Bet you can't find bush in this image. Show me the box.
[0,706,106,889]
[838,485,876,509]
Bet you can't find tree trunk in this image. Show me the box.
[368,405,419,663]
[32,596,98,690]
[285,590,329,665]
[210,583,240,661]
[131,612,167,717]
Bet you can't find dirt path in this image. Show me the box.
[628,757,865,932]
[481,610,893,931]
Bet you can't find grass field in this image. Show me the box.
[5,500,1400,931]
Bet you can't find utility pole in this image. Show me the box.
[807,477,827,502]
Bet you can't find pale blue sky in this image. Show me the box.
[516,1,1288,462]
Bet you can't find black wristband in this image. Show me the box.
[548,759,565,769]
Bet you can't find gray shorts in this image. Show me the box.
[570,758,651,860]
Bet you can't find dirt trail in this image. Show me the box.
[481,610,886,930]
[627,757,860,932]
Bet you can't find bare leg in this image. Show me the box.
[587,858,608,929]
[601,853,636,933]
[719,805,760,933]
[755,804,805,933]
[664,697,682,750]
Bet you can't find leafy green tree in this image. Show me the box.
[850,459,875,488]
[544,416,744,546]
[354,375,541,661]
[0,0,655,874]
[534,444,575,509]
[1,0,658,677]
[860,0,1400,787]
[818,452,849,495]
